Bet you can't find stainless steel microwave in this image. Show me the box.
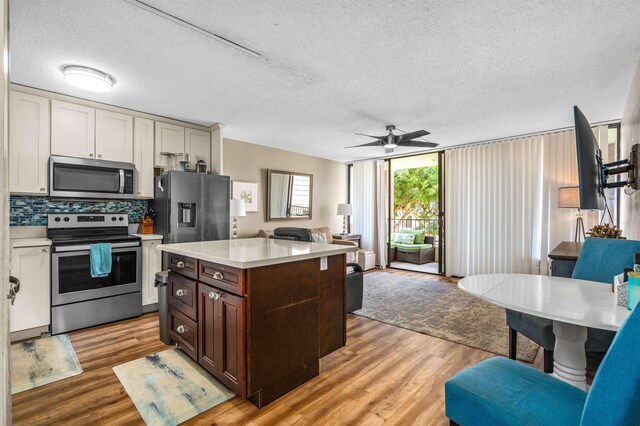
[49,155,135,199]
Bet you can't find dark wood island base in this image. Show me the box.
[161,240,351,409]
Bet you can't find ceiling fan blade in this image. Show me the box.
[355,133,387,140]
[346,141,384,148]
[397,141,439,148]
[397,130,430,142]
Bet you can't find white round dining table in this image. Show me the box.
[458,273,630,390]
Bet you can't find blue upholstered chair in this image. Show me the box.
[445,302,640,425]
[506,238,640,372]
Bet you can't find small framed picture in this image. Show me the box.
[232,181,258,212]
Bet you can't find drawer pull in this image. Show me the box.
[175,289,186,297]
[208,291,220,300]
[176,261,185,268]
[176,325,186,334]
[213,271,224,280]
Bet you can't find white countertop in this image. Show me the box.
[458,273,629,331]
[11,237,52,248]
[158,237,358,269]
[131,234,163,241]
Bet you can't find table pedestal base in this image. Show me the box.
[551,321,588,391]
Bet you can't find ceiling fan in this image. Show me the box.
[347,125,439,153]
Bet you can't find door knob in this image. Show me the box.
[89,153,94,158]
[213,271,224,280]
[175,289,186,297]
[97,154,102,159]
[208,291,220,300]
[176,325,185,334]
[176,261,185,268]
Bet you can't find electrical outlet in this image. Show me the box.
[320,256,328,271]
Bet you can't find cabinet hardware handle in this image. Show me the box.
[176,261,185,268]
[208,291,220,300]
[151,242,155,246]
[175,289,186,297]
[40,187,46,192]
[89,153,94,158]
[97,154,102,159]
[176,325,185,334]
[137,192,141,196]
[213,271,224,280]
[41,248,48,253]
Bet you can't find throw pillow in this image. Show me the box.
[393,233,415,244]
[311,232,328,243]
[399,229,426,244]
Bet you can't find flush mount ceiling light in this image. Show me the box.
[62,65,114,92]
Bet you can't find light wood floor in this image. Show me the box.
[12,269,544,425]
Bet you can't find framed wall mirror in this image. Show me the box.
[267,169,313,221]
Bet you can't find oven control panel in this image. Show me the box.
[47,213,129,229]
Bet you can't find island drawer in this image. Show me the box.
[168,254,198,280]
[168,306,198,361]
[168,272,197,320]
[199,260,245,296]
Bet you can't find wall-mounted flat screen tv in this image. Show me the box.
[574,106,604,210]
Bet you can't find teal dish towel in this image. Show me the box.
[90,243,112,278]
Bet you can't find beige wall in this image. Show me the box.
[620,56,640,240]
[223,138,348,238]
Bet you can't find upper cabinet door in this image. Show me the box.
[51,100,95,159]
[155,122,185,168]
[185,128,211,171]
[95,109,134,163]
[9,91,50,195]
[133,117,155,198]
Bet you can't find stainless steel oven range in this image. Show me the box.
[48,213,142,335]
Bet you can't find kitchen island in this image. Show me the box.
[157,237,358,408]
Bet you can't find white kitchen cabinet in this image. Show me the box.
[155,122,185,168]
[185,128,211,171]
[9,91,50,195]
[10,241,51,334]
[95,109,134,162]
[133,117,155,198]
[51,100,95,159]
[140,236,163,307]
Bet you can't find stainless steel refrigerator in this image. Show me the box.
[152,171,231,243]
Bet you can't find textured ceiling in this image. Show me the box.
[10,1,640,162]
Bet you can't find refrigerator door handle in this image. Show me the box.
[157,179,164,192]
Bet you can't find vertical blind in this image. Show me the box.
[446,126,609,277]
[353,159,387,267]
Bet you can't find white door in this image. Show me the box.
[154,122,184,168]
[95,109,133,162]
[1,1,12,421]
[185,128,210,171]
[9,91,50,194]
[9,245,50,333]
[133,117,155,198]
[51,100,95,159]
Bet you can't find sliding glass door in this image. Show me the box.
[387,152,445,275]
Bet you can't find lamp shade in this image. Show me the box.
[230,199,246,217]
[337,203,352,216]
[558,186,581,209]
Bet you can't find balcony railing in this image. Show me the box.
[390,218,439,237]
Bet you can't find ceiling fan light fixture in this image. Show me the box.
[385,143,398,149]
[62,65,114,92]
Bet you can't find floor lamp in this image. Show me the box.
[558,186,585,242]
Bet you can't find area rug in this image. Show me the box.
[113,349,234,426]
[353,272,539,362]
[11,334,83,394]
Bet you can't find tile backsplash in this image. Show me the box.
[10,196,149,226]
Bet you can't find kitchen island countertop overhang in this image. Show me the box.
[157,237,358,269]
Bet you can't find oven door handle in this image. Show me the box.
[119,169,125,194]
[53,241,140,252]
